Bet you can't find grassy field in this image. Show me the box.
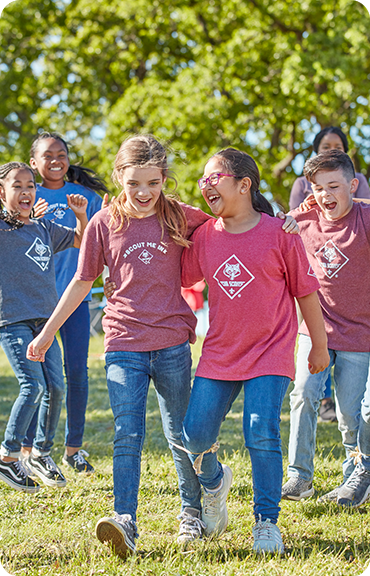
[0,333,369,576]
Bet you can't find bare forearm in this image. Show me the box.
[296,292,327,347]
[73,213,88,248]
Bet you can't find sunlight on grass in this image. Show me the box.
[0,334,369,575]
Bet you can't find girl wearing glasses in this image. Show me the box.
[24,132,109,475]
[26,135,298,559]
[180,148,329,554]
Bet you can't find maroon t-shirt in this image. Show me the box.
[75,203,210,352]
[181,214,320,381]
[291,202,370,352]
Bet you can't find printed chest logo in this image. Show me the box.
[138,249,153,264]
[25,238,52,271]
[47,204,67,220]
[213,255,255,299]
[314,240,349,278]
[123,241,167,261]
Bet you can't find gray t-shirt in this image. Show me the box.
[0,218,75,327]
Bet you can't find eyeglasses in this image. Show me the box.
[197,173,239,190]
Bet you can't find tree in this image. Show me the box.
[1,0,370,208]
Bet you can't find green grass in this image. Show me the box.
[0,334,369,575]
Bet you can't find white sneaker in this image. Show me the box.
[252,517,284,554]
[201,464,233,536]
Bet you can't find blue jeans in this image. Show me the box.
[24,302,90,449]
[182,375,290,524]
[288,334,370,482]
[105,341,201,521]
[0,319,65,457]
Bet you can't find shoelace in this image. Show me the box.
[13,460,29,479]
[345,466,370,489]
[72,450,90,465]
[254,518,274,539]
[178,512,206,536]
[203,490,222,516]
[38,455,59,472]
[115,513,139,539]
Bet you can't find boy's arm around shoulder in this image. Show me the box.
[296,291,330,374]
[181,223,206,288]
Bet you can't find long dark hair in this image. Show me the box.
[211,148,274,217]
[30,132,109,195]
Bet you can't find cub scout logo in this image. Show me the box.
[314,240,348,279]
[25,238,52,271]
[213,255,254,299]
[138,249,153,265]
[47,204,67,220]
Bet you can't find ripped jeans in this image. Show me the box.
[0,319,65,458]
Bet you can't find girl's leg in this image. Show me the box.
[243,375,290,524]
[59,301,90,450]
[0,322,47,457]
[105,351,150,521]
[182,376,241,490]
[150,341,201,512]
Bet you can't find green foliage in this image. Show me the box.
[1,0,370,208]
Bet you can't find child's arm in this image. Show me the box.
[33,198,49,219]
[27,278,93,362]
[296,292,330,374]
[67,194,88,248]
[276,211,299,234]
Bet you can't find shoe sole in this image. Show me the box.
[96,518,135,559]
[0,471,40,493]
[203,464,233,537]
[62,457,95,475]
[27,465,67,488]
[253,543,285,554]
[337,486,370,508]
[281,487,314,501]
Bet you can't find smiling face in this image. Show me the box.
[30,137,69,189]
[311,169,358,221]
[120,166,164,218]
[0,168,36,224]
[317,132,345,153]
[200,157,244,218]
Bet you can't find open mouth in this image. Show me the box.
[324,201,337,211]
[50,167,63,172]
[207,193,220,206]
[136,198,152,206]
[19,199,31,209]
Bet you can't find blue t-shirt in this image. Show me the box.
[36,181,102,300]
[0,218,75,327]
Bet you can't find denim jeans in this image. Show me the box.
[182,375,290,524]
[0,319,65,457]
[105,340,201,521]
[288,334,370,482]
[23,302,90,449]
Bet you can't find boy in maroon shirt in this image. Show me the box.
[283,150,370,507]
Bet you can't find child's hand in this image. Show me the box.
[299,194,317,212]
[102,193,110,210]
[67,194,88,215]
[104,277,117,299]
[277,212,300,234]
[27,332,54,363]
[33,198,49,219]
[307,346,330,375]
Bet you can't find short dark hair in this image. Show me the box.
[304,150,355,183]
[313,126,349,153]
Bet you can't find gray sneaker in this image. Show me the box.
[337,464,370,508]
[202,464,233,536]
[281,477,314,501]
[95,513,138,558]
[177,507,206,544]
[317,483,345,503]
[252,517,284,554]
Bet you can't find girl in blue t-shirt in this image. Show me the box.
[0,161,88,492]
[24,132,109,474]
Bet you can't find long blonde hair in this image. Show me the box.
[109,135,189,247]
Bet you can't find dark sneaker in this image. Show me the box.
[177,507,206,544]
[281,477,314,500]
[317,483,345,503]
[0,459,40,493]
[62,450,94,474]
[202,464,233,536]
[319,399,337,422]
[252,517,284,554]
[337,464,370,508]
[96,513,138,559]
[27,453,67,487]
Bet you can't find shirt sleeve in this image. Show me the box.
[44,220,75,253]
[74,213,106,282]
[181,226,206,288]
[281,233,320,298]
[354,173,370,199]
[289,177,308,210]
[180,203,213,238]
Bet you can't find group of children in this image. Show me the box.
[1,129,370,558]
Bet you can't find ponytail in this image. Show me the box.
[66,164,109,195]
[251,189,274,217]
